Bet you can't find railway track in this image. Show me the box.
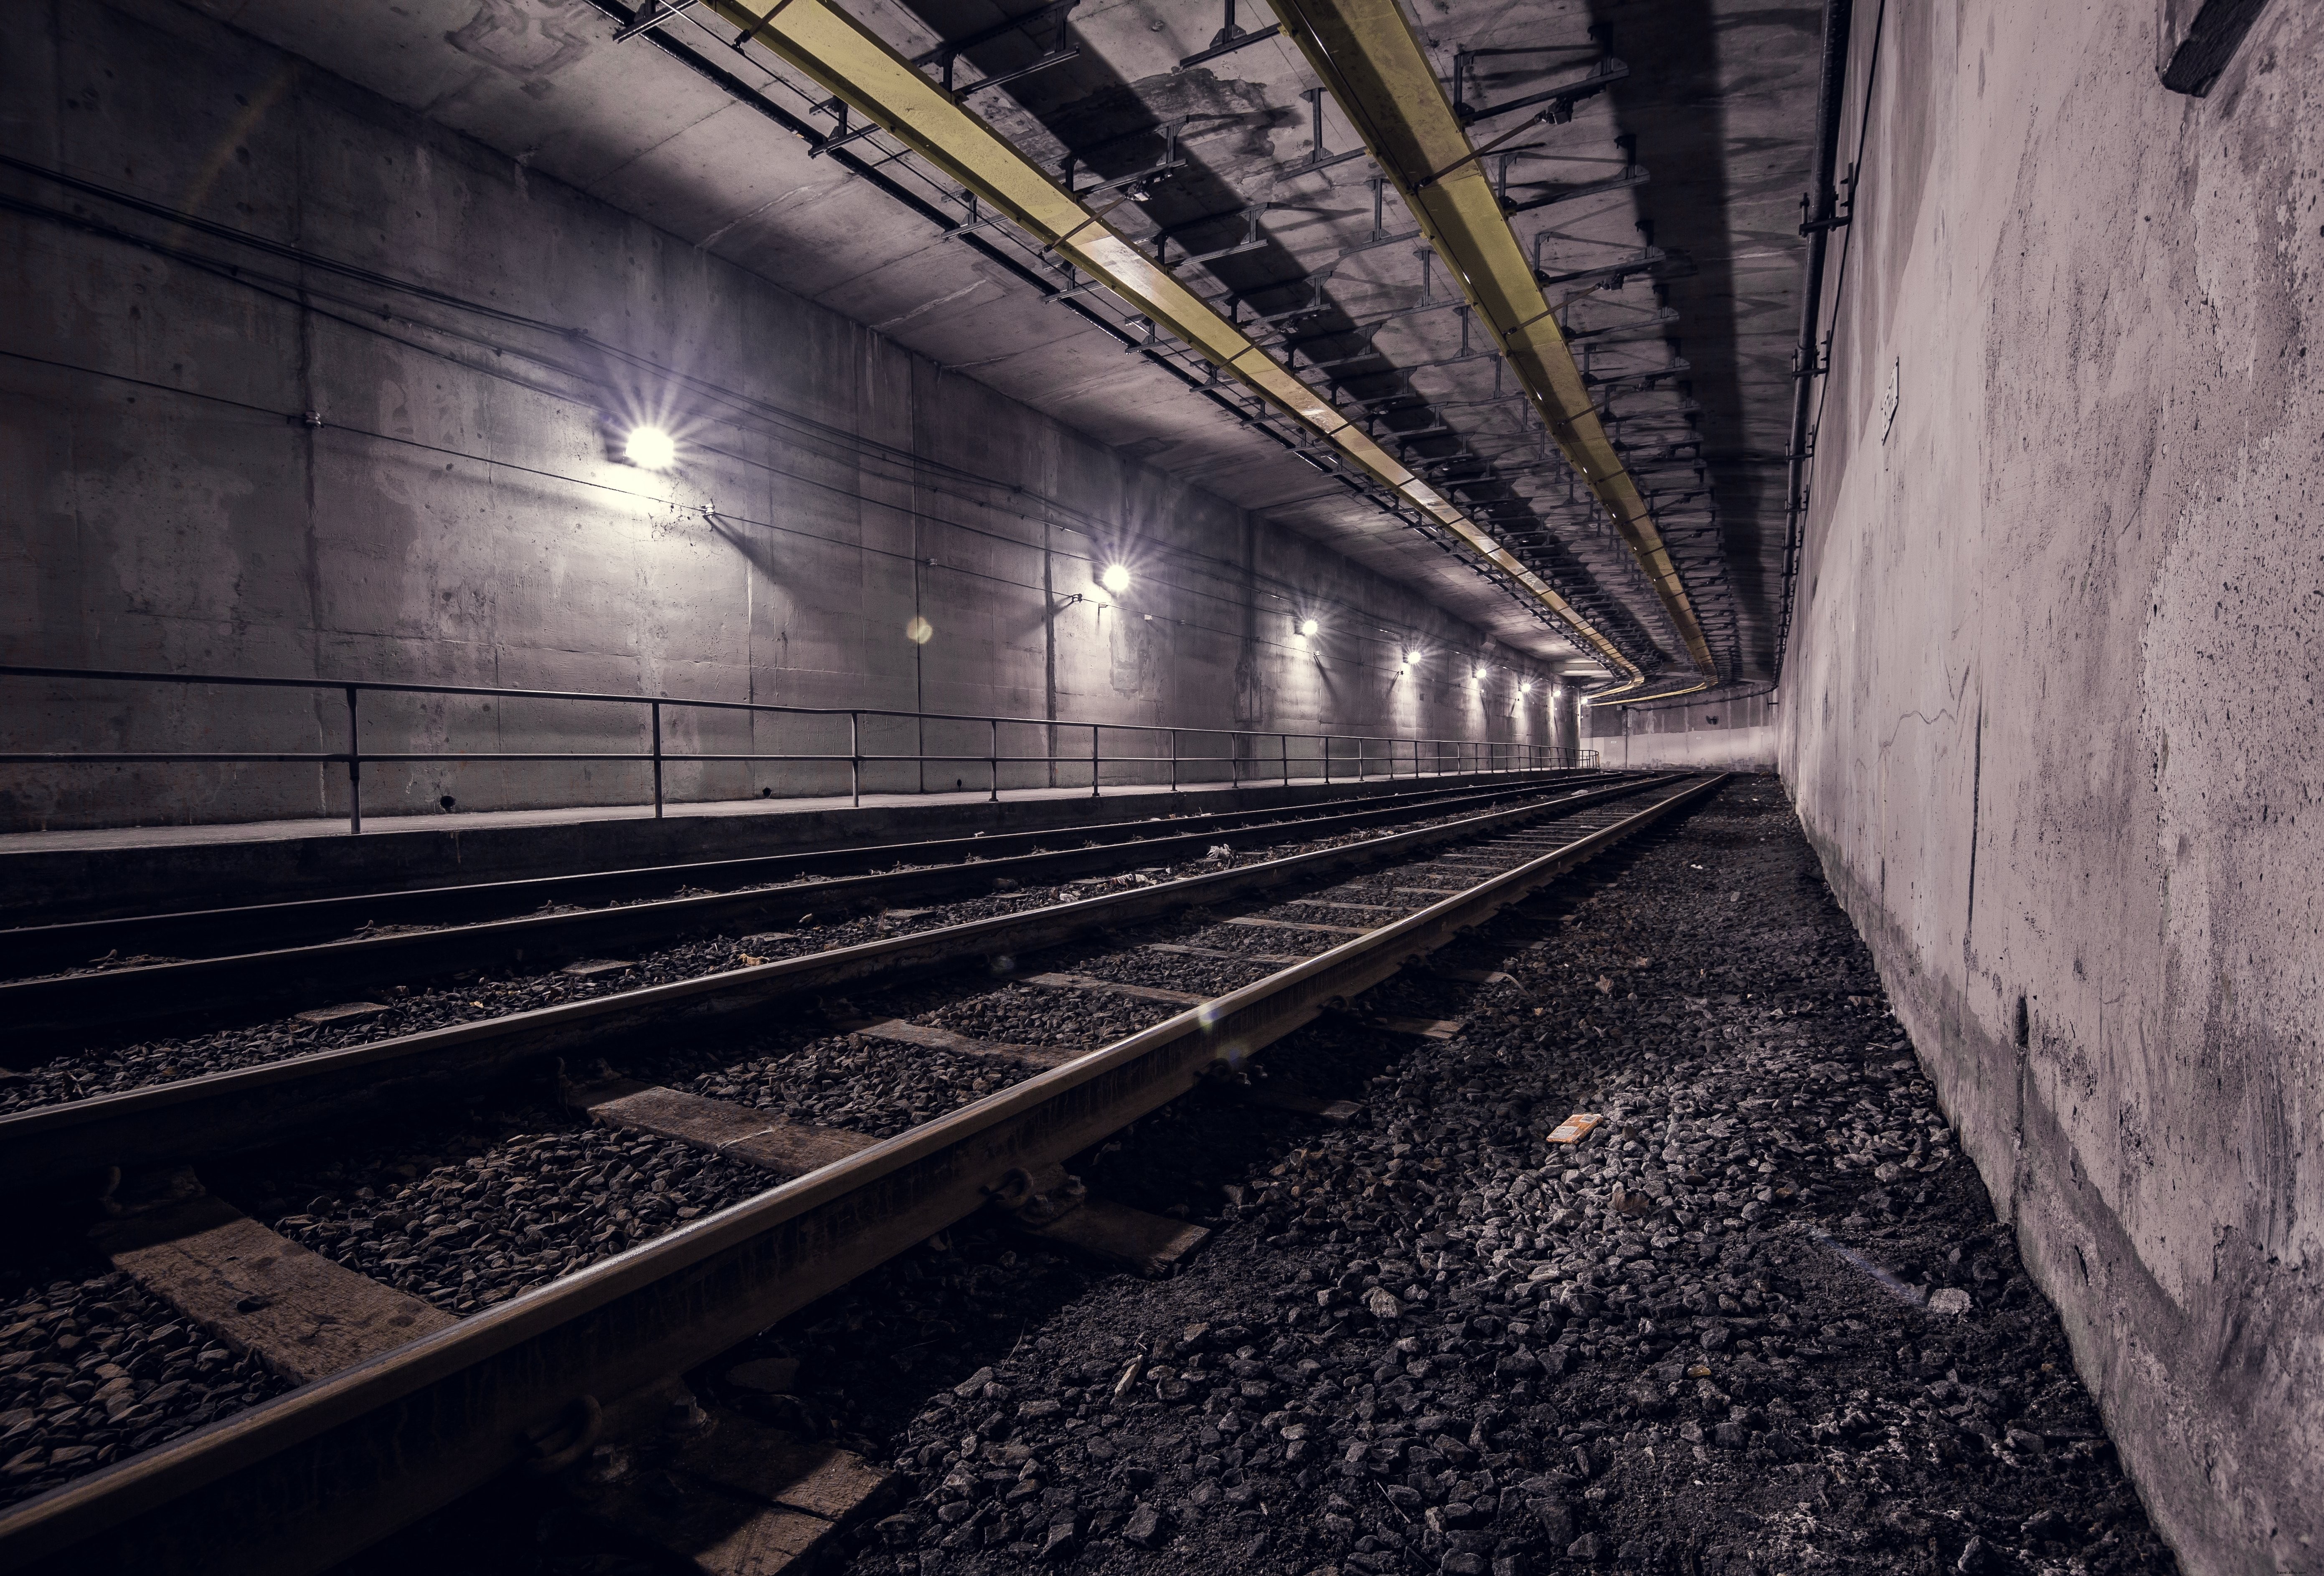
[0,772,1725,1576]
[0,775,1669,1135]
[2,772,1628,1044]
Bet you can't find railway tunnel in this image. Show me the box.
[0,0,2313,1572]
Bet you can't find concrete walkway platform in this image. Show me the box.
[0,770,1584,924]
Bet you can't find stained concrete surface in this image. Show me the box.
[148,0,1624,671]
[0,0,1574,834]
[155,0,1830,692]
[1779,3,2321,1571]
[1595,726,1776,773]
[1591,693,1779,770]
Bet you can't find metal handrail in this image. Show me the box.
[0,663,1596,833]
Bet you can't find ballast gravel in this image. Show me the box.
[0,1264,289,1510]
[232,1108,774,1317]
[667,779,2175,1576]
[664,1036,1023,1139]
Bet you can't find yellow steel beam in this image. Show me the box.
[1261,0,1718,699]
[701,0,1642,686]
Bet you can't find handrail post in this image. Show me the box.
[1091,723,1100,798]
[989,717,1000,803]
[1281,733,1289,787]
[1322,735,1331,785]
[651,701,665,818]
[1169,728,1178,793]
[344,685,361,835]
[850,712,861,808]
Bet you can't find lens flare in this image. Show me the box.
[625,425,677,471]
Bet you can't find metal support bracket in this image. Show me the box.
[1452,53,1628,126]
[611,0,699,42]
[1178,0,1281,70]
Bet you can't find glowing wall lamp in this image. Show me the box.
[1099,563,1133,594]
[1300,618,1320,638]
[625,424,677,471]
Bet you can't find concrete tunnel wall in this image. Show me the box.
[1586,693,1778,773]
[0,0,1583,834]
[1778,2,2321,1571]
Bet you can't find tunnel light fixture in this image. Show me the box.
[1520,680,1534,696]
[1402,650,1419,668]
[1100,563,1133,594]
[625,424,677,471]
[1473,664,1489,682]
[1300,618,1320,638]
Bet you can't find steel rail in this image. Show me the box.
[1258,0,1718,697]
[2,774,1629,1037]
[1,772,1612,975]
[0,773,1726,1575]
[0,775,1685,1192]
[694,0,1642,682]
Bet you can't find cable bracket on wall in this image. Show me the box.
[611,0,698,42]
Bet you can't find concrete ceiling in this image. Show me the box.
[190,0,1820,687]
